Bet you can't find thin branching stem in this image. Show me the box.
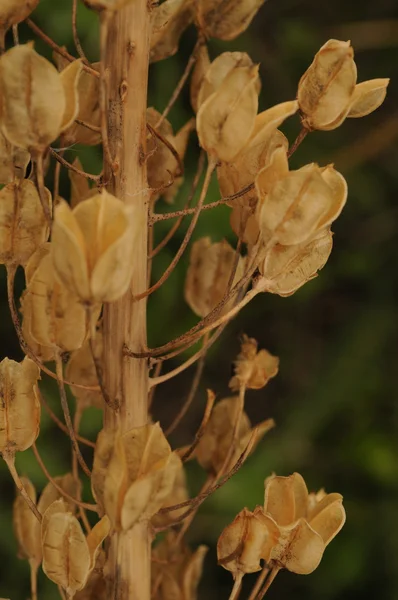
[12,24,19,45]
[35,153,52,225]
[180,389,215,462]
[228,575,243,600]
[72,0,88,62]
[49,148,101,182]
[218,385,246,477]
[3,454,42,522]
[147,122,184,177]
[287,126,309,158]
[39,391,95,448]
[256,566,280,599]
[248,565,270,600]
[29,560,39,600]
[75,118,101,133]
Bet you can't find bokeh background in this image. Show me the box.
[1,0,397,598]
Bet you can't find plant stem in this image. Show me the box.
[101,3,151,599]
[4,455,42,522]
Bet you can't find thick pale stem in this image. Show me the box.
[101,3,151,599]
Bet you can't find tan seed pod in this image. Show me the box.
[184,237,246,318]
[13,476,42,564]
[52,192,139,304]
[66,336,104,411]
[0,0,39,32]
[74,549,107,600]
[229,334,279,391]
[38,473,82,516]
[0,131,30,184]
[151,464,189,529]
[347,78,390,118]
[0,357,40,457]
[190,43,211,114]
[20,291,55,363]
[150,0,195,63]
[259,227,333,297]
[196,0,265,41]
[69,158,94,208]
[23,245,87,352]
[92,423,183,531]
[0,179,51,267]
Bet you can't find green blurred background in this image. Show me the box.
[1,0,397,598]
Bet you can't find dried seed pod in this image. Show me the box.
[190,43,211,114]
[0,179,51,267]
[0,357,40,457]
[263,473,346,574]
[150,0,195,63]
[0,44,82,152]
[184,237,246,318]
[52,192,139,304]
[38,473,82,516]
[217,506,280,578]
[42,502,110,595]
[92,423,183,531]
[256,163,347,246]
[196,0,265,41]
[13,476,42,564]
[69,159,93,208]
[75,550,107,600]
[258,227,333,297]
[197,52,260,162]
[151,464,189,529]
[298,40,389,131]
[23,244,87,352]
[229,334,279,391]
[83,0,136,10]
[66,336,103,411]
[0,131,30,184]
[0,0,39,33]
[152,532,208,600]
[20,291,55,363]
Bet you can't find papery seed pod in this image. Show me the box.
[151,464,189,529]
[0,357,40,457]
[347,78,390,118]
[52,192,139,304]
[258,227,333,297]
[38,473,82,516]
[0,0,39,33]
[217,506,280,578]
[184,237,246,318]
[13,476,42,564]
[196,0,265,41]
[150,0,195,63]
[190,43,210,114]
[0,44,82,152]
[23,244,87,352]
[0,131,30,184]
[69,159,94,208]
[197,53,260,162]
[66,336,104,411]
[92,423,183,531]
[20,291,55,363]
[75,549,107,600]
[256,163,347,246]
[0,179,51,267]
[151,532,208,600]
[229,334,279,391]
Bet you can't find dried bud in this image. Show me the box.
[152,533,208,600]
[0,180,51,267]
[52,192,139,304]
[92,423,183,531]
[196,0,265,41]
[0,357,40,457]
[184,237,246,318]
[0,44,82,152]
[256,163,347,246]
[0,0,39,32]
[298,40,389,131]
[258,227,333,297]
[190,44,211,114]
[229,335,279,391]
[151,465,189,529]
[263,473,346,574]
[13,476,42,564]
[197,52,260,162]
[42,501,110,595]
[150,0,195,63]
[0,131,30,184]
[23,244,87,352]
[217,507,280,578]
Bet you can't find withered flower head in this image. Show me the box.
[298,39,389,131]
[229,334,279,391]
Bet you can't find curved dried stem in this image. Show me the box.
[133,158,216,302]
[165,333,209,436]
[32,442,97,512]
[72,0,88,62]
[35,153,52,226]
[149,150,205,260]
[53,147,64,203]
[55,354,92,478]
[25,19,99,78]
[287,126,308,158]
[228,574,243,600]
[3,454,42,522]
[218,384,246,477]
[256,566,280,599]
[248,565,270,600]
[147,122,184,178]
[180,388,215,462]
[87,309,116,410]
[49,148,102,182]
[12,24,19,45]
[74,118,101,133]
[39,391,96,448]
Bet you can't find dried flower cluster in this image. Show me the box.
[0,0,389,599]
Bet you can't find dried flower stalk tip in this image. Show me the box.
[229,334,279,390]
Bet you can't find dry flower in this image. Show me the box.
[0,179,51,267]
[298,39,389,131]
[258,227,333,297]
[0,0,39,33]
[256,163,347,246]
[150,0,195,63]
[13,476,42,564]
[184,237,246,318]
[0,44,82,152]
[92,423,183,531]
[52,192,139,304]
[66,337,104,411]
[69,159,94,208]
[151,465,189,529]
[229,334,279,390]
[38,473,82,516]
[0,131,30,184]
[75,550,107,600]
[0,357,40,457]
[196,0,265,41]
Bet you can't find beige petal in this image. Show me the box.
[309,494,346,546]
[151,463,189,529]
[91,428,115,515]
[86,515,110,571]
[348,78,389,118]
[318,165,347,229]
[248,101,298,150]
[190,43,211,113]
[255,145,289,200]
[272,519,324,574]
[69,158,92,208]
[197,52,256,108]
[264,472,308,525]
[38,473,82,516]
[197,0,265,41]
[62,64,101,146]
[59,59,83,132]
[150,0,195,63]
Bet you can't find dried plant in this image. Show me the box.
[0,1,390,599]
